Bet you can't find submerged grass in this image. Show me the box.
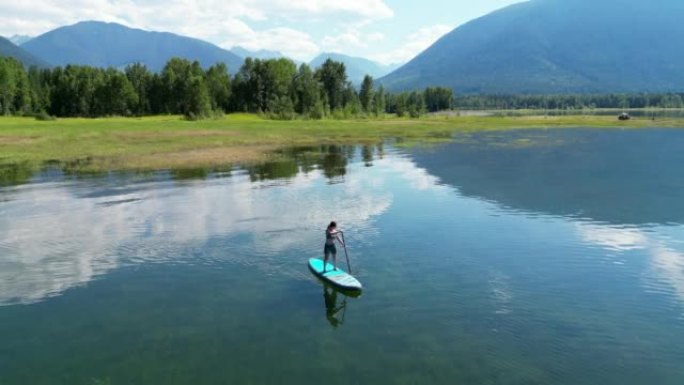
[1,113,683,172]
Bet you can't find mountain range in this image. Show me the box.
[8,35,33,45]
[381,0,684,93]
[2,23,398,82]
[20,21,243,72]
[5,0,684,94]
[0,36,48,67]
[310,53,400,85]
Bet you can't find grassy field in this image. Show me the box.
[1,113,683,172]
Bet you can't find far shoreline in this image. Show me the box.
[1,111,683,173]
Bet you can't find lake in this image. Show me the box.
[1,128,683,385]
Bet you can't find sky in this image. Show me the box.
[0,0,522,64]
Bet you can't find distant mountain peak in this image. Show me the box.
[8,35,33,45]
[231,46,285,60]
[21,20,244,72]
[309,52,401,84]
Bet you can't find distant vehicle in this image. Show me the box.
[619,112,631,120]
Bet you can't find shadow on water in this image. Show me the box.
[409,128,684,226]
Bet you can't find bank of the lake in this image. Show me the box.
[1,113,684,172]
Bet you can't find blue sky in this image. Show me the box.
[0,0,521,64]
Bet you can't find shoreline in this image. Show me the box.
[1,113,684,173]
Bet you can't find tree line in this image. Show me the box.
[453,93,684,110]
[8,55,680,118]
[0,56,453,119]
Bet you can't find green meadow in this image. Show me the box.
[1,113,683,172]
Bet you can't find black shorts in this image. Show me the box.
[324,244,337,256]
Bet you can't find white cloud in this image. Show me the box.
[220,24,320,62]
[264,0,393,20]
[370,24,453,65]
[0,0,392,37]
[1,0,394,62]
[322,28,385,53]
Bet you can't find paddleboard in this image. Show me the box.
[308,258,362,291]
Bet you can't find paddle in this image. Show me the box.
[340,231,352,274]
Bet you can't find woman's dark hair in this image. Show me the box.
[328,221,337,228]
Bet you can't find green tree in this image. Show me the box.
[0,58,32,115]
[291,64,321,117]
[231,58,255,112]
[27,67,50,113]
[269,95,295,120]
[258,58,297,113]
[185,75,212,119]
[205,63,232,112]
[359,75,374,113]
[315,59,347,112]
[424,87,454,112]
[373,85,386,116]
[231,58,297,114]
[47,65,103,117]
[407,91,426,118]
[95,68,136,116]
[125,63,153,115]
[160,58,209,116]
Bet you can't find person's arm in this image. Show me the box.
[335,231,345,246]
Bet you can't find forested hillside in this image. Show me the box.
[381,0,684,94]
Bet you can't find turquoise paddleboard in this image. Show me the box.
[308,258,362,291]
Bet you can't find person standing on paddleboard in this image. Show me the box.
[324,221,344,272]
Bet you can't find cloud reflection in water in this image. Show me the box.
[0,150,425,306]
[577,223,684,306]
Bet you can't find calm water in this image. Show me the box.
[1,129,684,385]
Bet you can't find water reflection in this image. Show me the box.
[410,129,684,226]
[309,274,362,328]
[246,145,354,183]
[2,130,684,384]
[171,168,212,181]
[247,160,299,182]
[322,285,357,328]
[409,128,684,309]
[577,222,684,304]
[320,145,349,180]
[0,145,392,306]
[362,145,374,167]
[0,162,36,187]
